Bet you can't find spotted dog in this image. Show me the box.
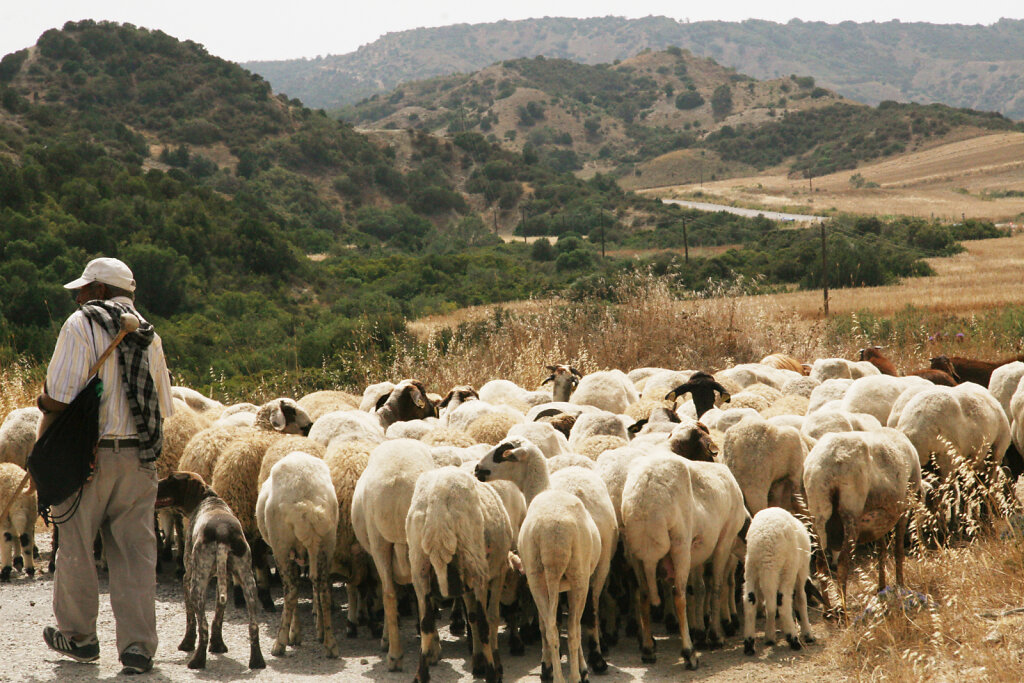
[155,471,265,670]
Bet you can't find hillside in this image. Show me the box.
[242,17,1024,119]
[0,20,822,388]
[341,49,845,174]
[343,48,1023,184]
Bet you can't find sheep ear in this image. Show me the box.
[491,441,517,462]
[270,407,287,431]
[720,392,731,403]
[628,419,648,435]
[570,366,582,377]
[374,392,390,411]
[541,374,555,385]
[439,390,455,409]
[696,421,711,435]
[545,365,558,372]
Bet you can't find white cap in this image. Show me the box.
[63,257,136,292]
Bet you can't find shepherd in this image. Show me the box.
[36,257,174,675]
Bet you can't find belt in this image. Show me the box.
[97,437,140,449]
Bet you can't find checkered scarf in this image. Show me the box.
[81,300,163,462]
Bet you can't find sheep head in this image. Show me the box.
[475,437,539,490]
[542,364,581,402]
[667,420,719,462]
[376,379,437,428]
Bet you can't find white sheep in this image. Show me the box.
[742,507,814,654]
[895,383,1011,476]
[308,409,386,447]
[809,358,880,382]
[839,374,931,425]
[638,370,694,402]
[802,409,882,443]
[479,378,547,408]
[989,362,1024,423]
[514,488,600,683]
[0,407,41,469]
[171,386,226,417]
[385,419,436,441]
[351,438,435,671]
[694,406,760,433]
[722,415,807,516]
[570,369,639,414]
[567,409,629,451]
[474,438,618,674]
[297,390,360,422]
[0,462,36,580]
[803,429,923,604]
[806,378,854,413]
[1011,378,1024,457]
[359,381,396,412]
[716,363,801,391]
[884,381,938,427]
[781,375,820,399]
[506,421,570,459]
[406,466,513,682]
[620,452,701,669]
[256,451,339,657]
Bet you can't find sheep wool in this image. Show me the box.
[467,411,520,445]
[0,407,41,469]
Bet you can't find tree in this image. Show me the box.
[711,85,733,119]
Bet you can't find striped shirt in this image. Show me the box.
[46,296,175,439]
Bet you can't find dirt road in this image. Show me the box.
[1,532,836,682]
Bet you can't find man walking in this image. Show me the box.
[37,257,174,674]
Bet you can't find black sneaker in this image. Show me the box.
[43,626,100,663]
[119,643,153,675]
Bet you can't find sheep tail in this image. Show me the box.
[290,501,335,552]
[420,497,460,597]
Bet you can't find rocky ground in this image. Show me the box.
[1,532,835,682]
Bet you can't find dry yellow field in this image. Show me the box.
[642,131,1024,222]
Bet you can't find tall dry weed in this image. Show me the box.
[0,357,41,417]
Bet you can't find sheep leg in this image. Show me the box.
[499,572,525,656]
[313,548,338,657]
[762,571,779,646]
[707,542,733,649]
[742,577,758,656]
[233,552,266,669]
[631,558,657,663]
[346,580,361,638]
[271,557,299,656]
[531,568,564,683]
[687,570,706,647]
[779,571,801,651]
[670,543,700,670]
[174,514,186,577]
[410,545,438,683]
[19,529,34,576]
[158,510,174,562]
[582,585,607,674]
[366,539,403,671]
[487,575,505,681]
[837,511,859,613]
[0,529,12,581]
[794,566,814,644]
[567,583,588,683]
[471,586,500,683]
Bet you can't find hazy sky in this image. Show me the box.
[2,1,1022,63]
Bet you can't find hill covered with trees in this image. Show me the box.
[243,17,1024,120]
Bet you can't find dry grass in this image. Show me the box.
[0,357,40,418]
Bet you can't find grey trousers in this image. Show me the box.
[51,445,158,658]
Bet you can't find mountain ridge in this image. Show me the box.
[242,16,1024,118]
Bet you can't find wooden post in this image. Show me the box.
[682,218,689,263]
[821,221,829,316]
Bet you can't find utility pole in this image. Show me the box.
[682,217,689,263]
[821,221,829,317]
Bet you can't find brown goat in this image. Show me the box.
[155,472,265,670]
[907,369,959,386]
[930,354,1024,387]
[858,347,898,376]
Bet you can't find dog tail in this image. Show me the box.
[216,543,230,609]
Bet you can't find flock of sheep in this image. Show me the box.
[2,348,1024,682]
